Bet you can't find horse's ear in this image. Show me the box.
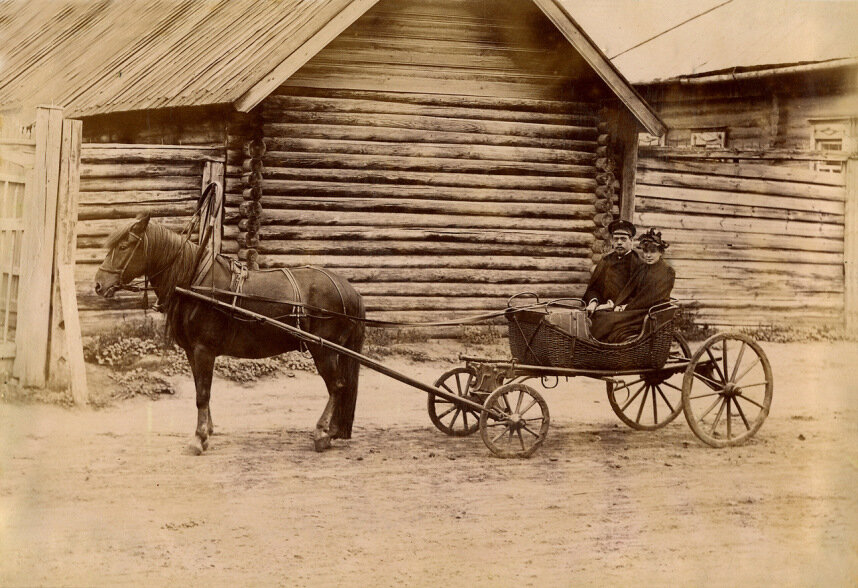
[131,213,151,236]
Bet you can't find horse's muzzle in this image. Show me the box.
[94,281,117,298]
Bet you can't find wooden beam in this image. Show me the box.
[531,0,666,136]
[48,119,85,400]
[846,158,858,332]
[234,0,381,113]
[201,160,225,254]
[617,108,639,221]
[13,106,63,387]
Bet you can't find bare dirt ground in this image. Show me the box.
[1,339,857,587]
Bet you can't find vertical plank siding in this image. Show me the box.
[636,148,848,327]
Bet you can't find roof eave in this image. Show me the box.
[532,0,666,136]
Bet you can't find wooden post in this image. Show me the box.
[200,160,225,253]
[48,118,88,403]
[845,156,858,333]
[617,108,640,222]
[13,106,63,387]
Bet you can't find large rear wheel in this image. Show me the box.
[682,333,773,447]
[606,332,691,430]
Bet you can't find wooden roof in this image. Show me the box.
[0,0,664,134]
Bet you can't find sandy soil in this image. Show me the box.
[1,340,857,587]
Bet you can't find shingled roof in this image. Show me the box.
[0,0,664,134]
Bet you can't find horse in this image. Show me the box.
[94,213,365,454]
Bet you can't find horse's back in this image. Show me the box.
[242,265,363,316]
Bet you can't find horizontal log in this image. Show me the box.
[263,123,596,151]
[255,239,579,257]
[672,297,843,311]
[244,208,598,232]
[636,170,845,202]
[637,156,847,187]
[258,166,597,192]
[255,195,598,220]
[359,296,583,312]
[353,283,580,298]
[260,151,595,176]
[261,138,596,164]
[635,183,844,216]
[223,225,595,247]
[639,146,851,163]
[79,309,159,334]
[81,146,224,164]
[80,162,202,178]
[76,217,197,241]
[663,244,842,266]
[274,86,598,115]
[79,176,200,192]
[263,111,598,141]
[637,195,843,225]
[263,95,597,126]
[255,254,594,272]
[640,227,842,254]
[78,190,198,206]
[77,201,198,221]
[240,180,597,206]
[636,211,843,240]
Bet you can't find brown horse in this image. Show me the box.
[94,213,365,454]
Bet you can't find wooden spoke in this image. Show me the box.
[698,396,723,422]
[692,371,724,389]
[705,346,727,384]
[730,342,747,382]
[733,397,751,431]
[635,386,650,424]
[689,391,721,400]
[735,393,767,411]
[709,398,727,436]
[722,339,729,385]
[655,385,675,413]
[621,383,647,412]
[734,357,762,385]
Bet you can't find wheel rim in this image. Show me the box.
[479,383,549,458]
[682,333,773,447]
[607,333,690,431]
[429,367,482,436]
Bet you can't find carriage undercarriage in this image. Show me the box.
[177,287,774,458]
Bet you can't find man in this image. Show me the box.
[583,219,642,315]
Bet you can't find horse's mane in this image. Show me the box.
[104,218,200,343]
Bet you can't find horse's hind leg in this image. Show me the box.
[186,345,216,455]
[309,346,346,452]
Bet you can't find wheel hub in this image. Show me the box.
[506,413,524,430]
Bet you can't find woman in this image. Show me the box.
[589,228,675,343]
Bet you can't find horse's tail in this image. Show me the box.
[332,294,365,439]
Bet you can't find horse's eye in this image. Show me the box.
[119,242,130,250]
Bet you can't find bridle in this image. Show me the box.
[98,231,147,296]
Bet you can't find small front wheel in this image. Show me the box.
[479,383,549,458]
[429,367,482,436]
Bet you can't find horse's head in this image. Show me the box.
[94,214,151,298]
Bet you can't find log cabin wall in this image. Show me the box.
[249,0,616,321]
[639,66,858,151]
[76,107,235,332]
[635,148,847,327]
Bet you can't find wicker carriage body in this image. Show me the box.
[506,305,677,371]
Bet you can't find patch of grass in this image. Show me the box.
[458,324,504,346]
[674,305,717,342]
[738,324,856,343]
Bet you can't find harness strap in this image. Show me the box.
[306,265,348,315]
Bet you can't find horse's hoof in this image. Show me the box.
[186,436,206,456]
[313,434,332,452]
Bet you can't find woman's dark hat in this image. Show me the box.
[638,228,669,250]
[607,219,636,237]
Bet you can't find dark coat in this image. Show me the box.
[582,250,643,306]
[589,259,675,343]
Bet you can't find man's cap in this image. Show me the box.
[608,219,636,237]
[638,227,669,250]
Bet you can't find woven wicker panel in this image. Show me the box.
[507,311,675,370]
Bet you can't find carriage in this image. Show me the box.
[177,287,774,458]
[95,202,773,459]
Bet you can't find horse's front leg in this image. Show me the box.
[185,345,216,455]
